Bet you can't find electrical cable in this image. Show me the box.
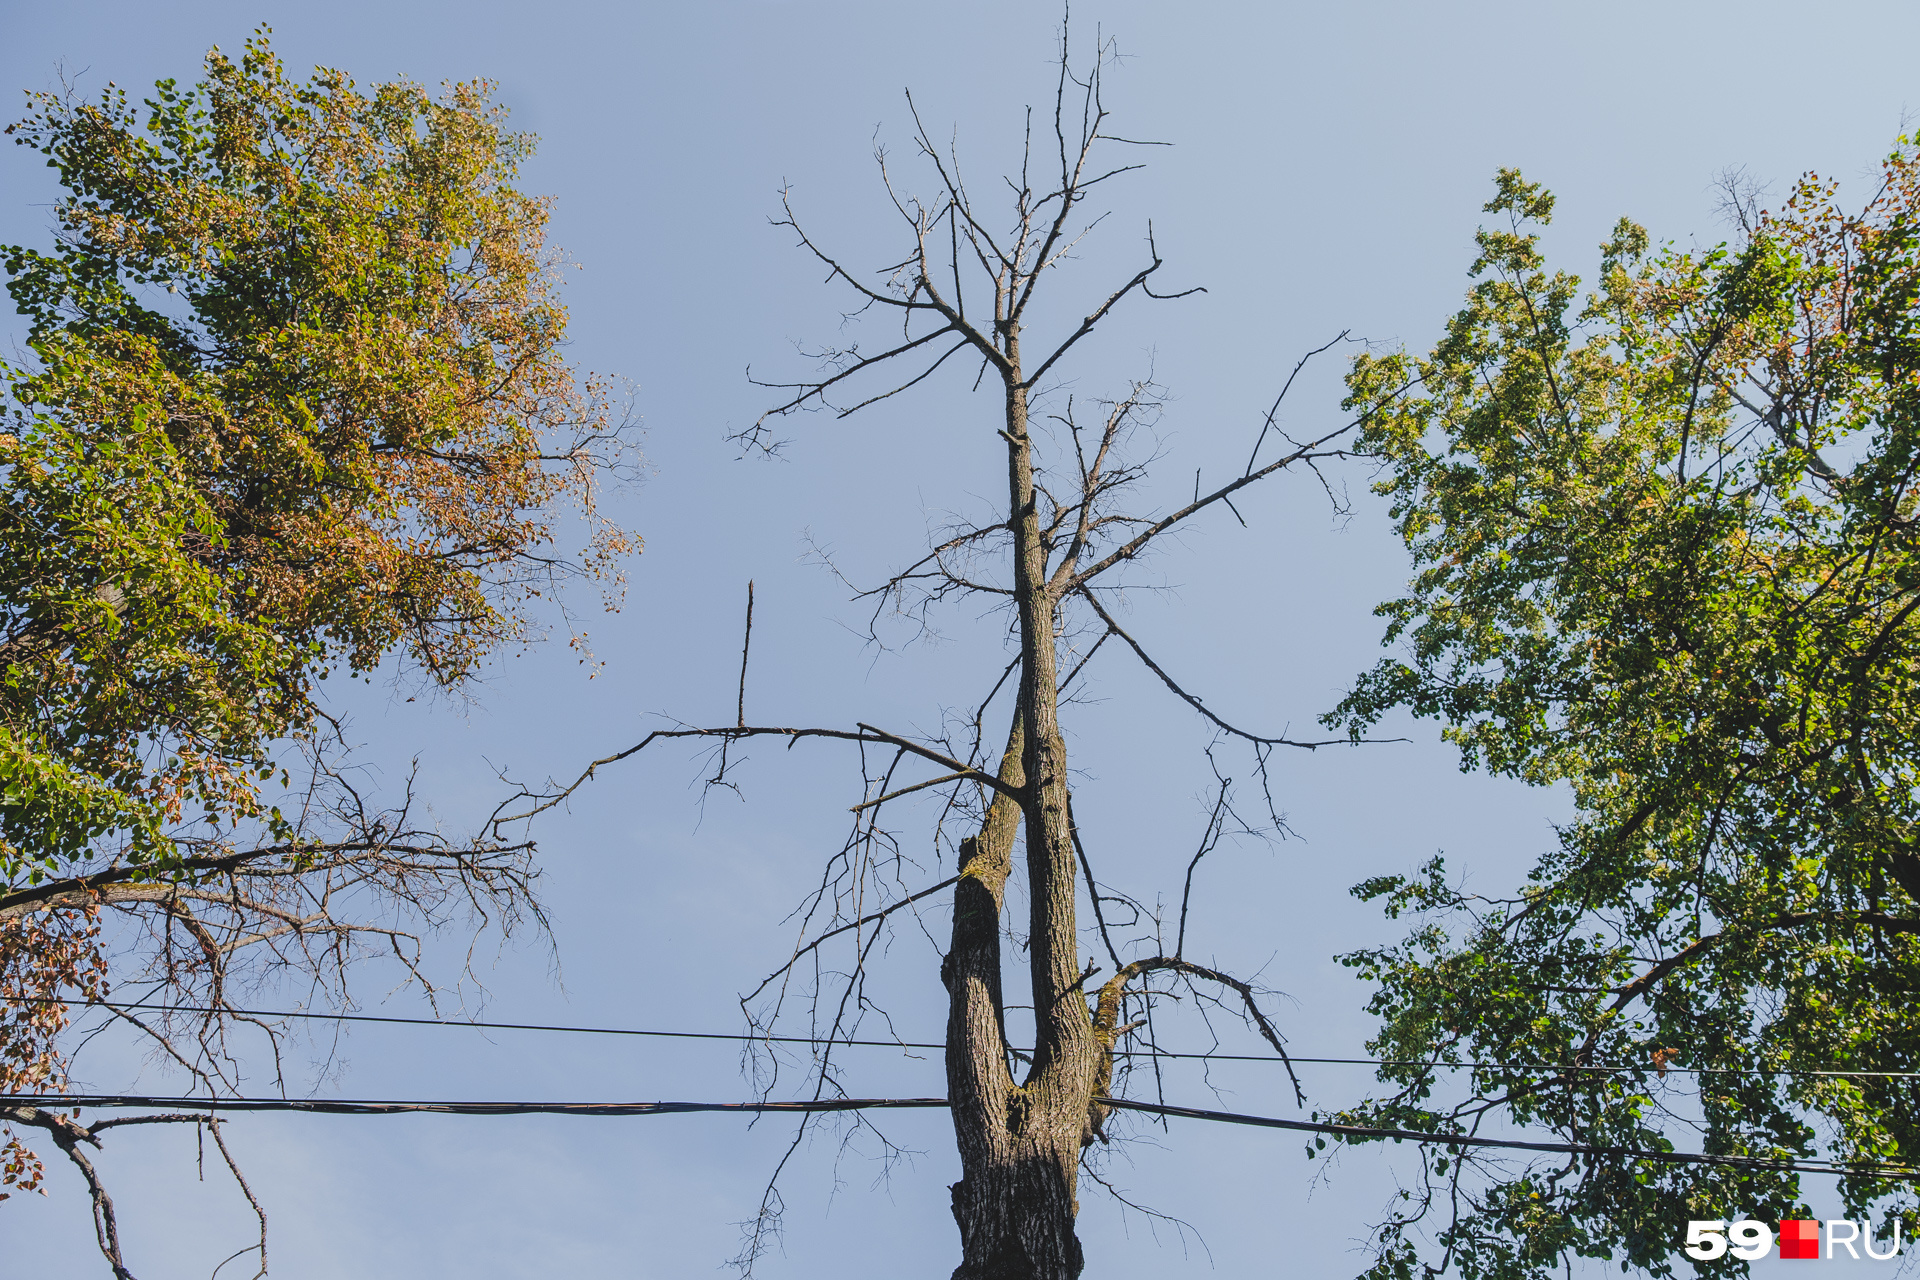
[0,1093,946,1118]
[1100,1097,1920,1180]
[24,995,942,1051]
[3,1091,1912,1182]
[22,995,1920,1079]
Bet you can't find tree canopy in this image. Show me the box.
[0,33,634,1243]
[1,31,631,883]
[1331,142,1920,1276]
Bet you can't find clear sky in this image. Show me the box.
[3,2,1916,1277]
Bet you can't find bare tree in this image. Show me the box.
[502,28,1373,1280]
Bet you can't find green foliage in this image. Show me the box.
[0,31,632,887]
[1329,148,1920,1276]
[0,35,633,1228]
[0,405,276,880]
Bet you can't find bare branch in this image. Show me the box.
[1025,227,1201,390]
[1073,421,1360,585]
[1076,587,1365,749]
[1242,331,1354,476]
[493,723,1027,833]
[2,1105,141,1278]
[741,875,961,1006]
[746,323,963,437]
[1092,958,1304,1108]
[850,771,971,813]
[207,1118,267,1280]
[1176,781,1233,957]
[737,581,756,728]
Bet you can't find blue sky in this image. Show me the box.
[4,2,1917,1276]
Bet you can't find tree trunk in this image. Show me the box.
[943,328,1099,1280]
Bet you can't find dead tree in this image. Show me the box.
[503,30,1368,1280]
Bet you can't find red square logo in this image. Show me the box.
[1780,1220,1820,1260]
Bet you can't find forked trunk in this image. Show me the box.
[943,340,1100,1280]
[943,713,1090,1280]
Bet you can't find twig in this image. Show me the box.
[850,772,971,813]
[737,581,755,729]
[207,1118,267,1280]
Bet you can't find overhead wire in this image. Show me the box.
[1104,1098,1920,1181]
[23,995,939,1051]
[2,1091,1913,1183]
[21,995,1920,1080]
[0,1093,946,1118]
[16,1004,1917,1180]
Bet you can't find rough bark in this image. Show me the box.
[943,329,1100,1280]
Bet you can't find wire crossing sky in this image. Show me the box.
[29,996,1920,1080]
[9,1094,1911,1183]
[6,3,1920,1279]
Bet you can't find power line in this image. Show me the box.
[1103,1098,1920,1181]
[4,1091,1912,1183]
[0,1093,945,1118]
[27,995,940,1052]
[24,996,1920,1080]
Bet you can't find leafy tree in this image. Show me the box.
[1329,142,1920,1276]
[0,34,634,1273]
